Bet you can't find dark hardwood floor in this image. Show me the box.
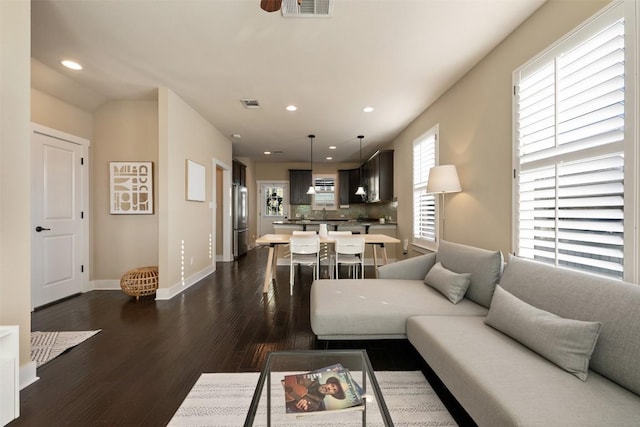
[11,247,474,426]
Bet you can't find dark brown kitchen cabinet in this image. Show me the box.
[232,160,246,186]
[339,168,365,206]
[338,169,350,207]
[349,168,363,204]
[364,150,393,203]
[289,169,312,205]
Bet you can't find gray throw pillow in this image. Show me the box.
[485,286,602,381]
[424,262,471,304]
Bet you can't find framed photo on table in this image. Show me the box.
[110,161,154,214]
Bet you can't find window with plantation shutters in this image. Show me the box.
[513,4,635,280]
[413,127,437,249]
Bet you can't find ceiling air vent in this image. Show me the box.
[282,0,333,17]
[240,99,261,109]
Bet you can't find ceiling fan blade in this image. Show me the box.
[260,0,282,12]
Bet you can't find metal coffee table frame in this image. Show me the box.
[244,349,393,426]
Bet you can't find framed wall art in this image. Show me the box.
[110,161,154,214]
[186,159,206,202]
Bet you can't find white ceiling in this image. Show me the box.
[30,0,545,163]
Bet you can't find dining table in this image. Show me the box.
[255,233,401,293]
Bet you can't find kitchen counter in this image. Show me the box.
[273,220,397,233]
[273,219,397,226]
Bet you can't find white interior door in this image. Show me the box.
[31,129,84,308]
[258,181,289,237]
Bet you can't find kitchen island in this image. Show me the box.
[273,219,396,234]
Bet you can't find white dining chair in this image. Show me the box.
[328,231,352,237]
[327,231,352,278]
[334,236,365,279]
[289,235,320,295]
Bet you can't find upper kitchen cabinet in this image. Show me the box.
[289,169,312,205]
[338,169,350,207]
[232,159,246,186]
[364,150,394,203]
[338,168,364,207]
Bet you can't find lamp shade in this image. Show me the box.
[427,165,461,193]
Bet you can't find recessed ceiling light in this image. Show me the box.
[363,106,374,113]
[61,60,82,70]
[231,134,242,139]
[286,105,297,111]
[326,157,333,160]
[264,151,271,155]
[329,146,336,150]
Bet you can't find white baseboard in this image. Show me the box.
[155,265,215,300]
[275,258,396,266]
[90,279,120,290]
[89,265,216,300]
[19,361,38,390]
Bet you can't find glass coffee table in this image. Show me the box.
[244,350,393,426]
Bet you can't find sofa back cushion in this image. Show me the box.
[435,240,503,308]
[499,255,640,396]
[424,262,471,304]
[485,285,602,381]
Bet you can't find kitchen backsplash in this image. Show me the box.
[291,203,397,222]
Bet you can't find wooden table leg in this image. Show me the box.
[263,246,275,293]
[381,243,388,265]
[372,244,379,278]
[272,245,279,279]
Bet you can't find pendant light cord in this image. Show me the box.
[308,134,315,171]
[358,135,364,186]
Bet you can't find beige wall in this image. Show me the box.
[392,0,612,257]
[158,88,232,290]
[92,100,160,280]
[255,161,359,182]
[31,89,93,140]
[0,0,32,368]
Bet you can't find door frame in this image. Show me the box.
[214,158,233,262]
[31,123,90,308]
[257,180,289,237]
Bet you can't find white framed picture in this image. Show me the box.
[110,161,154,214]
[186,159,206,202]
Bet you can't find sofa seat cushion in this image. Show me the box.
[407,315,640,427]
[310,279,488,339]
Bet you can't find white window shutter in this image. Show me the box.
[515,17,626,279]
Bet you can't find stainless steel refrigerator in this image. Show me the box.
[232,184,248,258]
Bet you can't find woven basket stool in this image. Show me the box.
[120,266,158,299]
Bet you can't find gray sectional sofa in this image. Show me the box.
[309,240,640,426]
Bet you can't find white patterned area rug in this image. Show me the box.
[169,370,457,427]
[31,330,101,367]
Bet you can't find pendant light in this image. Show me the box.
[355,135,366,197]
[306,134,316,195]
